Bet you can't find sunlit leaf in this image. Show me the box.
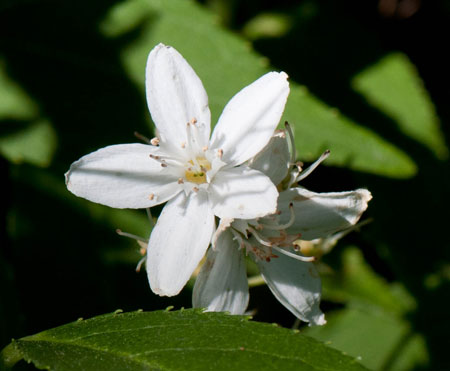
[242,12,293,40]
[0,119,57,167]
[0,59,38,120]
[0,60,57,167]
[352,52,448,159]
[100,0,416,178]
[1,309,368,371]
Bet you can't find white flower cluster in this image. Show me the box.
[65,44,371,326]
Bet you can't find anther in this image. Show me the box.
[217,149,223,158]
[190,118,197,124]
[181,142,186,149]
[149,154,160,160]
[178,178,184,184]
[193,187,199,192]
[150,137,160,146]
[149,193,155,200]
[202,146,208,152]
[161,163,167,167]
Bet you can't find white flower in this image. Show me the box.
[192,129,372,325]
[65,43,290,297]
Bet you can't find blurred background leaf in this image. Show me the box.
[0,0,449,370]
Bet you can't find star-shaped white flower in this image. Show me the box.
[65,43,290,297]
[192,129,372,325]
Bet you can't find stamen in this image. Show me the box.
[181,142,186,149]
[295,150,330,182]
[287,162,303,188]
[149,154,169,168]
[202,146,208,152]
[146,208,154,228]
[193,186,199,192]
[136,256,146,273]
[134,131,151,144]
[150,137,160,146]
[178,178,184,184]
[217,149,223,158]
[285,122,296,165]
[260,203,295,230]
[190,118,197,124]
[116,229,148,243]
[272,246,316,262]
[248,227,273,247]
[148,193,155,200]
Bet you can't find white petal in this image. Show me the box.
[65,144,181,209]
[211,218,234,248]
[210,72,289,165]
[279,187,372,240]
[209,166,278,219]
[146,191,215,296]
[257,253,326,325]
[193,230,249,314]
[248,131,290,185]
[146,44,211,149]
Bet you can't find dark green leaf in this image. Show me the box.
[1,309,368,371]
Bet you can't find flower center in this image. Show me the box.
[185,156,211,184]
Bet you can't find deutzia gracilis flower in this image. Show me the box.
[65,43,289,297]
[192,128,372,325]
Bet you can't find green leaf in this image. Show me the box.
[0,59,57,167]
[1,309,368,371]
[100,0,416,178]
[0,59,38,120]
[0,119,57,167]
[352,52,448,159]
[321,247,416,315]
[304,307,429,371]
[309,247,428,370]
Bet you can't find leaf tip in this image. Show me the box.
[1,340,23,370]
[114,309,124,315]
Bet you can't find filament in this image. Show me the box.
[116,229,148,243]
[272,246,316,262]
[285,121,297,165]
[295,150,330,182]
[248,227,273,247]
[260,203,295,230]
